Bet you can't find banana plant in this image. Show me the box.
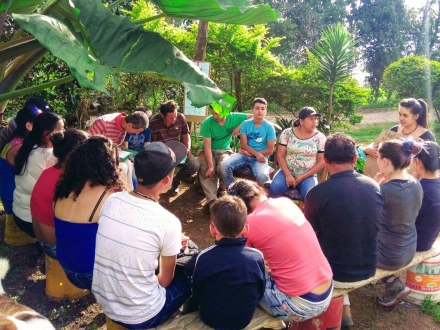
[0,0,281,113]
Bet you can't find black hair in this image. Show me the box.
[51,129,88,168]
[414,141,440,173]
[24,96,50,113]
[227,179,262,213]
[159,100,179,116]
[54,136,124,201]
[14,113,62,175]
[324,133,356,165]
[6,105,40,144]
[126,111,149,129]
[252,97,268,108]
[399,98,429,128]
[378,139,422,170]
[211,196,247,238]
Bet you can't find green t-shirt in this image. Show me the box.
[200,113,248,150]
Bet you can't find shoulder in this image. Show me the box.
[176,112,187,122]
[419,129,436,142]
[149,113,161,123]
[316,131,326,140]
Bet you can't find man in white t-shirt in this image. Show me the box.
[92,141,192,329]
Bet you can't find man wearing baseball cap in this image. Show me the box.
[92,141,194,329]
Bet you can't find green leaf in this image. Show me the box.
[150,0,282,25]
[13,0,232,106]
[0,0,41,15]
[210,94,236,118]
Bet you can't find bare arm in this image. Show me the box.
[157,255,177,288]
[277,144,295,187]
[121,141,128,149]
[203,137,215,178]
[181,133,191,158]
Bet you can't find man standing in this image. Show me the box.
[93,141,193,329]
[304,132,383,327]
[150,100,200,194]
[197,107,250,213]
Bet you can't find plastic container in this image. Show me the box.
[402,255,440,305]
[45,255,89,301]
[106,316,128,330]
[4,213,36,246]
[289,295,343,330]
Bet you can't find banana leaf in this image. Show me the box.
[150,0,282,24]
[13,0,227,106]
[0,0,41,15]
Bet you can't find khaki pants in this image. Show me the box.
[197,148,233,203]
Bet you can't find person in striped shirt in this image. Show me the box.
[88,111,148,145]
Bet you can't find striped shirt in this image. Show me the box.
[89,113,127,145]
[149,112,189,142]
[92,191,181,325]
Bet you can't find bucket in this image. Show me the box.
[4,213,36,246]
[402,255,440,305]
[106,316,128,330]
[289,295,343,330]
[45,255,89,302]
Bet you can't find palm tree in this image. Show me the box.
[312,24,357,135]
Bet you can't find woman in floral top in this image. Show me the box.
[269,107,326,200]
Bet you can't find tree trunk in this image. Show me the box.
[326,84,334,136]
[234,69,242,112]
[193,21,209,61]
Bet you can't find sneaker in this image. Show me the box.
[378,278,410,307]
[168,187,180,196]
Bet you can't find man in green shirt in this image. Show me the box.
[197,107,250,214]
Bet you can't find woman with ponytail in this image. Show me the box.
[412,141,440,251]
[365,98,436,158]
[374,139,423,307]
[0,105,40,245]
[13,112,64,238]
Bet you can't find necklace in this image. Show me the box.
[402,125,418,135]
[133,190,158,203]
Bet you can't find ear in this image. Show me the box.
[209,223,217,237]
[413,113,420,120]
[241,223,250,237]
[352,154,358,165]
[25,122,33,131]
[324,156,329,165]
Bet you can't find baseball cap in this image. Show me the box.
[298,107,321,119]
[134,141,187,185]
[24,96,50,113]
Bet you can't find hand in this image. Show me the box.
[285,174,296,187]
[205,166,215,178]
[238,148,251,156]
[128,156,134,163]
[181,234,189,250]
[232,127,240,137]
[294,174,305,186]
[365,147,378,158]
[187,150,192,158]
[256,153,266,163]
[373,172,387,184]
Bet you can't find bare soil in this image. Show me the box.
[0,108,439,329]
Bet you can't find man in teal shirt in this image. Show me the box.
[197,107,250,213]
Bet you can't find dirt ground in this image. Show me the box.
[0,108,439,329]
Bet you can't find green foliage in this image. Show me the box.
[383,55,440,122]
[349,0,409,96]
[343,122,394,146]
[421,295,440,323]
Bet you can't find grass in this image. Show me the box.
[421,296,440,323]
[342,122,395,147]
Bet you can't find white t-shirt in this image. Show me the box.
[92,191,182,325]
[13,147,57,222]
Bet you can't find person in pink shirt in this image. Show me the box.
[227,179,333,322]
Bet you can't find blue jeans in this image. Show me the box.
[113,275,192,329]
[63,268,93,290]
[269,170,317,200]
[40,242,57,260]
[259,274,333,323]
[220,153,270,189]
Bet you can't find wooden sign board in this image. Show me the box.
[183,61,211,123]
[363,129,406,178]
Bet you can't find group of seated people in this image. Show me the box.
[0,95,439,329]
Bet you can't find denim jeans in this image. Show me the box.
[269,170,317,200]
[40,242,57,260]
[259,273,332,323]
[113,275,192,329]
[220,153,270,189]
[63,268,93,290]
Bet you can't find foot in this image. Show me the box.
[168,186,180,196]
[378,278,410,307]
[202,200,215,215]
